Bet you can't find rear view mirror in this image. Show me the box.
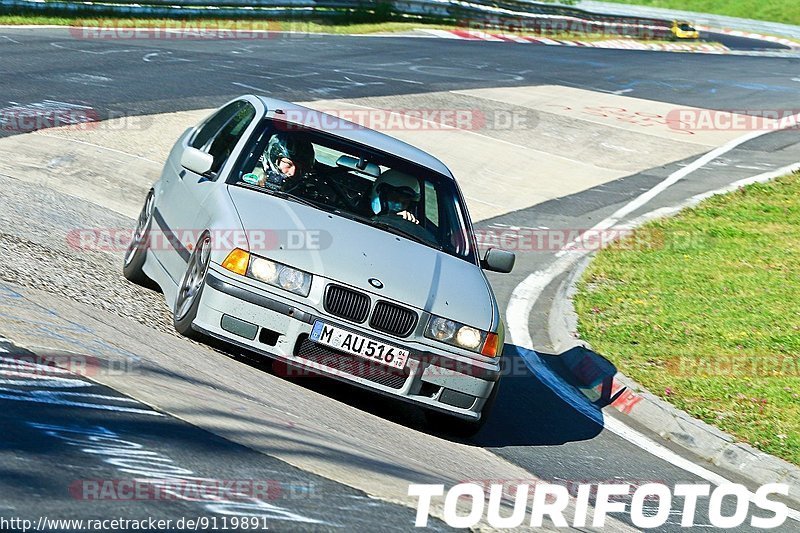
[481,248,515,273]
[336,155,381,178]
[181,147,214,176]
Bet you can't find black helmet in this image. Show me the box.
[264,133,315,177]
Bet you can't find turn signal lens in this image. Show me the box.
[222,248,250,275]
[481,332,500,358]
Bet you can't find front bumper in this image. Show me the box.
[194,266,500,420]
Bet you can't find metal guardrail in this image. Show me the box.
[0,0,677,35]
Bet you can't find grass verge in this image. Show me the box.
[602,0,800,26]
[574,172,800,466]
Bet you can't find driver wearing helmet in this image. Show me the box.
[254,133,315,191]
[369,170,420,224]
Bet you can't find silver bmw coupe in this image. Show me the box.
[124,95,515,435]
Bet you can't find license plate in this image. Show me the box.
[310,321,409,370]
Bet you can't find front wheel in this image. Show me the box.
[123,190,156,287]
[173,231,212,339]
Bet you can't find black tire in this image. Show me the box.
[173,231,212,339]
[123,190,156,287]
[425,380,500,439]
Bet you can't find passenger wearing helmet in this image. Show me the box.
[253,133,315,191]
[370,170,420,224]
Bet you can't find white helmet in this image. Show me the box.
[369,170,421,215]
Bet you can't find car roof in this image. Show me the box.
[255,95,454,179]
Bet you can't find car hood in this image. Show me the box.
[227,186,495,330]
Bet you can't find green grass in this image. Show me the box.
[574,173,800,465]
[602,0,800,26]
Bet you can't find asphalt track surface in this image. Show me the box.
[1,27,800,531]
[1,27,799,126]
[701,31,791,51]
[0,339,448,532]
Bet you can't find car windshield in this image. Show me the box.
[229,119,477,264]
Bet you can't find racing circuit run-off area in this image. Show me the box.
[0,0,800,532]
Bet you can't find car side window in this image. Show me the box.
[191,101,244,150]
[190,101,256,178]
[424,181,439,226]
[205,103,256,176]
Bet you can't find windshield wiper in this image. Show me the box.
[366,219,444,250]
[235,181,320,209]
[235,184,442,249]
[336,211,431,246]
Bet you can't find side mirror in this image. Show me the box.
[481,248,515,273]
[180,147,214,176]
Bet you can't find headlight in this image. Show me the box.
[455,326,482,350]
[278,266,305,292]
[222,249,312,297]
[250,256,278,283]
[425,315,500,357]
[429,317,457,341]
[249,256,312,297]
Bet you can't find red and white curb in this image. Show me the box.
[417,29,730,53]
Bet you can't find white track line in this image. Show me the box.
[556,114,798,257]
[32,133,161,165]
[509,158,800,351]
[619,162,800,232]
[517,342,800,523]
[507,115,800,519]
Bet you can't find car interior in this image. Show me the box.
[230,119,476,263]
